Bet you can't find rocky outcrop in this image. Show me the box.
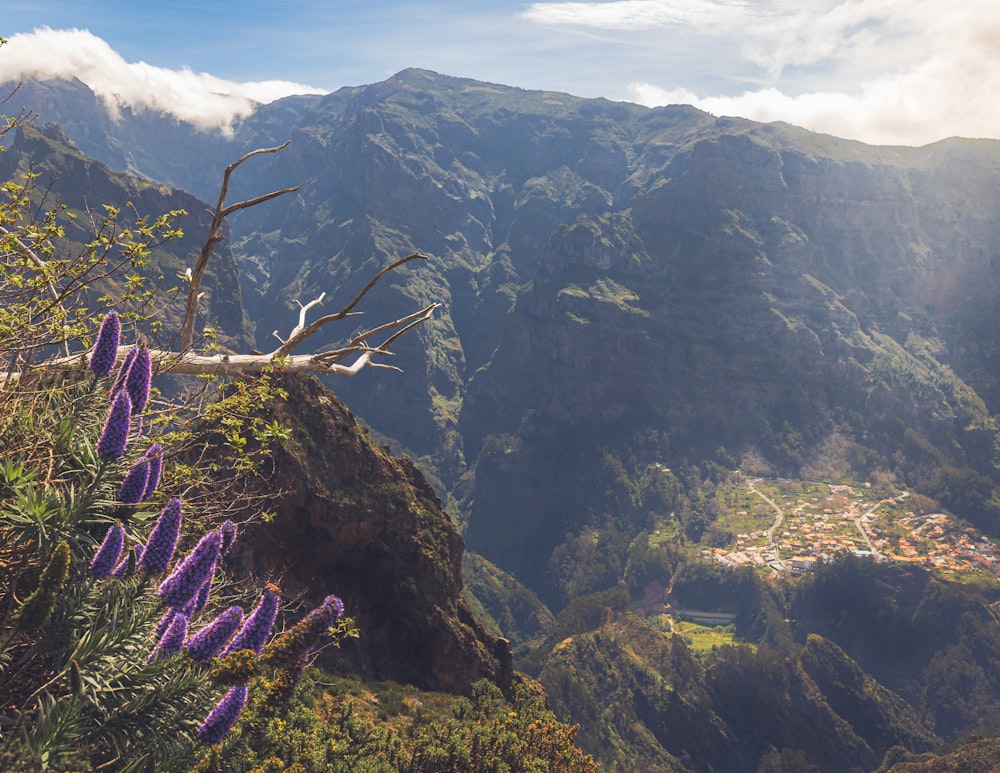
[235,374,513,694]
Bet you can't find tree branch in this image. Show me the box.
[273,253,429,358]
[5,141,438,383]
[179,142,305,351]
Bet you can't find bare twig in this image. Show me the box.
[274,253,429,358]
[179,142,305,351]
[5,141,437,383]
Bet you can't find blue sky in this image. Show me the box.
[3,1,999,145]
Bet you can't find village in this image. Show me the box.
[704,475,1000,579]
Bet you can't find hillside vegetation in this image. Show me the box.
[8,68,1000,770]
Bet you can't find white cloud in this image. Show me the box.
[522,0,758,30]
[627,51,1000,146]
[529,0,1000,144]
[0,28,326,133]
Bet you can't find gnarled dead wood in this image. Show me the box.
[6,141,436,383]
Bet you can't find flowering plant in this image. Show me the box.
[0,307,346,771]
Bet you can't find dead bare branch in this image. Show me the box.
[179,142,305,351]
[273,253,429,358]
[5,141,438,384]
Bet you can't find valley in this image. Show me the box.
[698,475,1000,581]
[7,67,1000,770]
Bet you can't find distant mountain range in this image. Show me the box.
[8,66,1000,591]
[8,69,1000,769]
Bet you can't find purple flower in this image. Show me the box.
[90,524,125,579]
[141,444,163,501]
[266,594,343,668]
[219,520,237,557]
[89,310,120,379]
[224,585,279,655]
[307,594,344,630]
[118,458,150,506]
[149,611,188,662]
[110,347,138,400]
[153,608,177,641]
[140,498,182,574]
[96,392,132,462]
[156,529,222,610]
[125,346,152,415]
[197,683,248,745]
[186,606,245,664]
[113,543,144,577]
[183,574,213,618]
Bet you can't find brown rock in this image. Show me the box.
[235,374,512,694]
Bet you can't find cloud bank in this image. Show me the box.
[526,0,1000,146]
[0,28,326,133]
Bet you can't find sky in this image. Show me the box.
[1,1,999,145]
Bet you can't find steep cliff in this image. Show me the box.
[234,375,513,694]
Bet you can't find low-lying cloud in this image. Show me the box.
[627,39,1000,146]
[0,28,326,133]
[526,0,1000,146]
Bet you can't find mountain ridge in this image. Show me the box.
[10,69,1000,769]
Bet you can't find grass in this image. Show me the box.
[647,615,741,652]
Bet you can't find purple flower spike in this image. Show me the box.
[224,585,279,655]
[153,608,177,641]
[186,606,245,664]
[110,347,138,400]
[113,543,144,577]
[140,498,182,575]
[267,594,343,668]
[183,574,213,618]
[89,310,120,379]
[90,524,125,579]
[311,595,344,628]
[141,444,163,501]
[118,459,150,506]
[219,520,237,557]
[97,392,132,462]
[125,346,152,415]
[156,530,222,610]
[149,611,188,662]
[197,683,248,745]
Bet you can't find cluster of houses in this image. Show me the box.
[705,482,1000,578]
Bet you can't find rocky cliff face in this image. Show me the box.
[234,375,513,693]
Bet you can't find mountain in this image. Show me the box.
[10,75,1000,538]
[536,614,939,772]
[10,68,1000,769]
[0,119,252,349]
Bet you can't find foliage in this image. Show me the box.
[0,112,332,770]
[0,101,597,772]
[405,679,597,772]
[206,672,597,773]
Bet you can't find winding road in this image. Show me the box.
[747,477,784,570]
